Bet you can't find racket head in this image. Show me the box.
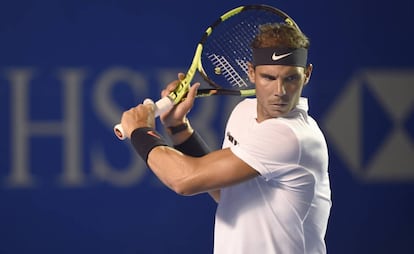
[197,5,301,96]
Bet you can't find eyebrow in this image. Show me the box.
[259,71,301,80]
[259,73,277,80]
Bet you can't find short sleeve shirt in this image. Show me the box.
[214,98,331,254]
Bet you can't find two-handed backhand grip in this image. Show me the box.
[113,97,174,140]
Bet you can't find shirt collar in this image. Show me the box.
[285,97,309,121]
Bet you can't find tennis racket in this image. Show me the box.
[114,4,301,140]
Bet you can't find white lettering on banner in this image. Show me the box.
[323,69,414,182]
[57,69,87,186]
[92,67,148,186]
[6,69,38,187]
[5,68,85,187]
[1,67,236,189]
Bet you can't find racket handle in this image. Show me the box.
[113,97,174,140]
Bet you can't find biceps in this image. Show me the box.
[190,148,259,193]
[147,146,258,196]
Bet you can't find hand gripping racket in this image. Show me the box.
[114,4,301,140]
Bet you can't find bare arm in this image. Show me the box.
[122,106,258,202]
[120,73,256,202]
[158,74,224,201]
[165,124,222,202]
[147,145,259,198]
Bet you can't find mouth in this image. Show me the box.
[271,102,287,107]
[269,102,288,112]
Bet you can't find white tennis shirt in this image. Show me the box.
[214,97,331,254]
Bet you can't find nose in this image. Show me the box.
[274,80,286,96]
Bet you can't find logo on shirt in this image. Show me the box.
[227,132,239,146]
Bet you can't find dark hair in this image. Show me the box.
[251,23,310,49]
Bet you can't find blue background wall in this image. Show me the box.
[1,0,413,253]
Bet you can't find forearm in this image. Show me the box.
[165,119,194,146]
[165,119,211,157]
[129,126,205,192]
[147,146,201,195]
[131,124,219,201]
[145,145,247,200]
[145,146,249,201]
[174,131,219,202]
[166,121,218,201]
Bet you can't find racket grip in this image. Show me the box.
[113,97,174,140]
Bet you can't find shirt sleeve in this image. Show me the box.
[230,120,301,181]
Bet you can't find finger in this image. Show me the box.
[187,82,200,100]
[161,79,180,97]
[143,98,154,105]
[161,73,187,98]
[180,82,200,108]
[143,99,156,114]
[178,72,185,81]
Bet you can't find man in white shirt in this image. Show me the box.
[120,22,331,254]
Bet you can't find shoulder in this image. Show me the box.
[231,98,256,114]
[256,119,300,153]
[235,119,301,165]
[226,98,257,127]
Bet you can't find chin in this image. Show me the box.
[269,111,285,118]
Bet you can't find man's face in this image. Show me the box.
[248,64,312,122]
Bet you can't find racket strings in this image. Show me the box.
[208,54,247,88]
[202,9,285,90]
[203,23,255,88]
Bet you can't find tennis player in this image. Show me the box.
[120,22,332,254]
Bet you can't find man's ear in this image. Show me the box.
[304,64,313,85]
[247,62,255,83]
